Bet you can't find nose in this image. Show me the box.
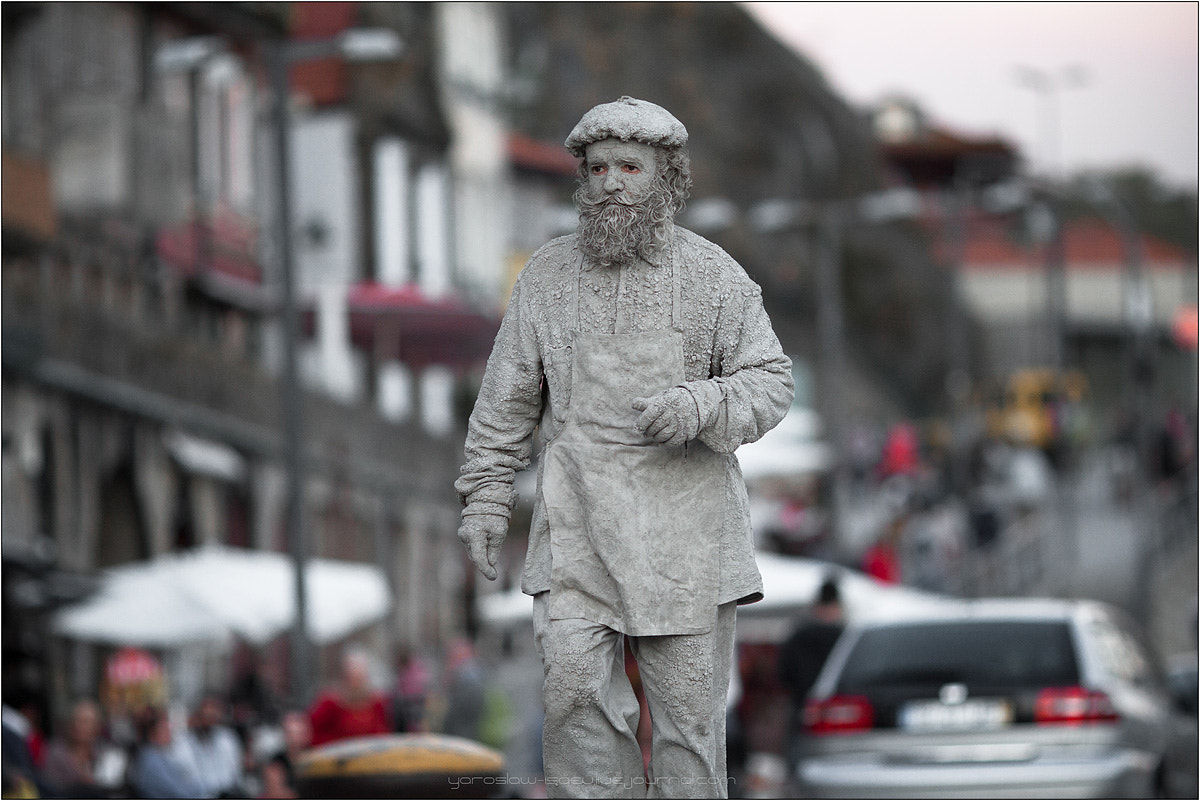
[602,171,623,194]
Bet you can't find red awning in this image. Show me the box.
[302,282,500,370]
[508,131,579,177]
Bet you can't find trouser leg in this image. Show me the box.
[533,593,645,798]
[629,601,736,799]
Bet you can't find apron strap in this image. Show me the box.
[670,234,681,332]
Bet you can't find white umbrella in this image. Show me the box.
[55,545,392,647]
[54,562,234,646]
[735,408,830,482]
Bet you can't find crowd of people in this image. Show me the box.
[1,639,507,799]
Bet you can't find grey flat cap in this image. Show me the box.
[564,96,688,156]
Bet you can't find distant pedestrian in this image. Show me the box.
[251,709,310,799]
[307,649,391,747]
[441,638,486,742]
[862,519,903,584]
[2,701,48,798]
[129,707,207,799]
[42,699,124,797]
[256,752,296,799]
[878,422,920,480]
[390,646,431,733]
[228,648,280,733]
[177,693,245,798]
[777,575,845,765]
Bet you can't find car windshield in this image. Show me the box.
[837,620,1079,691]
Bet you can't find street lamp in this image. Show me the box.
[1085,177,1153,453]
[268,27,403,707]
[746,189,923,554]
[1014,64,1088,179]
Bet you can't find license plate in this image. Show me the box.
[899,699,1012,732]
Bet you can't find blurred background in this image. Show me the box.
[1,2,1195,797]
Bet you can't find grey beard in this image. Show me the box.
[575,186,674,268]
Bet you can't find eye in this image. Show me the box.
[590,164,607,175]
[621,164,641,174]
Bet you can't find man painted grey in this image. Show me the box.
[455,97,793,798]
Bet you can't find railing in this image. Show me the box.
[2,264,460,500]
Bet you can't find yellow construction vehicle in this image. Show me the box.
[984,368,1088,450]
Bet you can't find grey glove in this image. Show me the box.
[632,387,703,447]
[457,513,507,581]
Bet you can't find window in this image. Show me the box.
[1089,620,1154,687]
[838,621,1079,692]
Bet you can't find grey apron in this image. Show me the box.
[541,247,726,636]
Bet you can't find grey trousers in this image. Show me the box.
[533,593,737,799]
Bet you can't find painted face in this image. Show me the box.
[583,139,659,203]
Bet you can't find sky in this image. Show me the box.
[741,2,1199,191]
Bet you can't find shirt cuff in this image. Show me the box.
[681,380,723,431]
[462,501,512,520]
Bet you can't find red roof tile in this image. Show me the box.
[954,217,1189,272]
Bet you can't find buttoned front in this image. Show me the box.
[456,224,794,609]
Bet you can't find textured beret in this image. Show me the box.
[564,96,688,156]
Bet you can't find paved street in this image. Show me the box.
[1042,449,1197,659]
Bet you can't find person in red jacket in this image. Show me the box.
[307,649,390,747]
[862,517,904,585]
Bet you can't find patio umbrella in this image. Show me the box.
[54,546,392,648]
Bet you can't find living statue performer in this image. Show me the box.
[455,97,793,798]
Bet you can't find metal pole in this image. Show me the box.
[1092,179,1157,621]
[1093,180,1153,473]
[1044,196,1068,374]
[814,203,849,550]
[270,40,312,708]
[1042,85,1060,178]
[944,179,971,497]
[1041,193,1079,583]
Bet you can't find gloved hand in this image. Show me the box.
[632,387,703,447]
[458,514,507,581]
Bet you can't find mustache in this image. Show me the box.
[580,193,642,209]
[603,194,642,206]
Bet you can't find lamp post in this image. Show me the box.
[813,202,851,544]
[1014,65,1087,380]
[1086,178,1153,463]
[1014,65,1088,179]
[267,28,403,707]
[747,188,922,554]
[1085,176,1159,622]
[267,39,311,710]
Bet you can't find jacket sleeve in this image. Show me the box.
[453,272,545,518]
[684,280,794,454]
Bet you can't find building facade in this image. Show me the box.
[2,1,507,717]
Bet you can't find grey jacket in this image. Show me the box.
[455,225,793,605]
